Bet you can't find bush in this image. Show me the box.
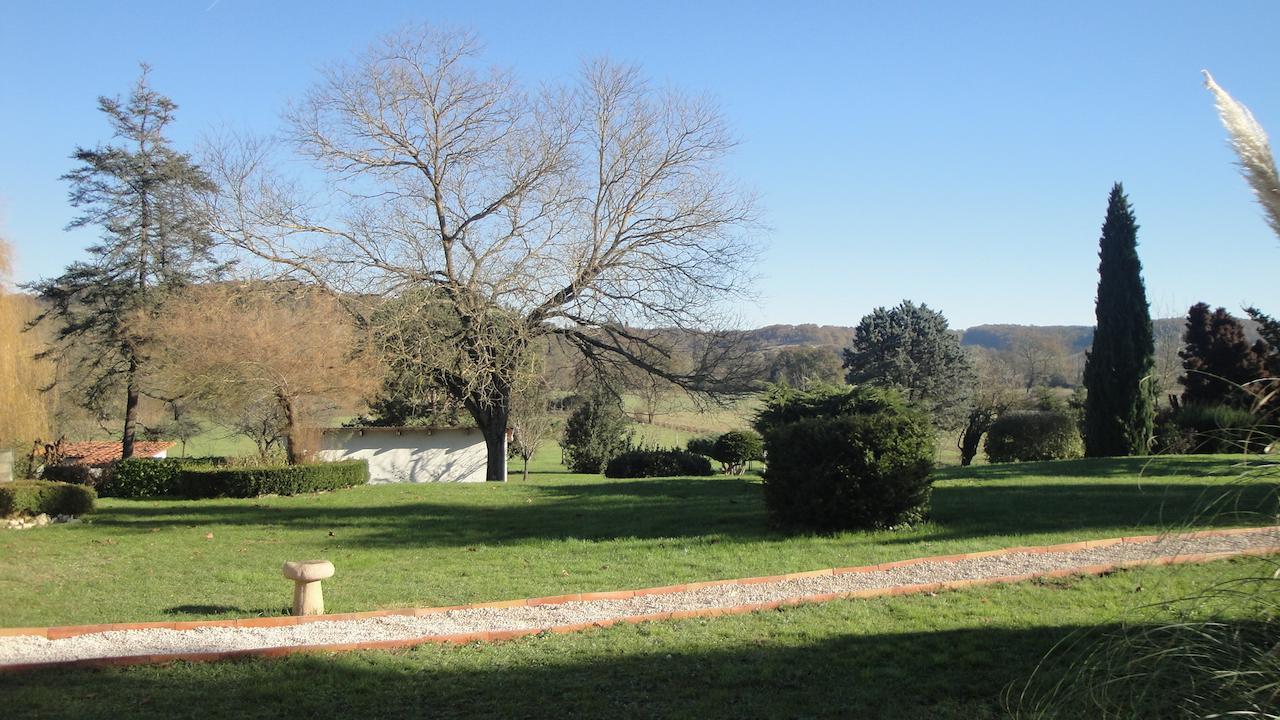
[685,436,717,457]
[561,392,633,474]
[40,463,94,485]
[710,430,764,474]
[176,460,369,499]
[0,481,96,517]
[760,389,935,532]
[755,383,915,435]
[1161,403,1272,454]
[604,449,714,478]
[97,458,187,498]
[984,410,1084,463]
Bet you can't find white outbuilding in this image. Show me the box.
[316,426,497,483]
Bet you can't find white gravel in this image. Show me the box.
[3,529,1276,667]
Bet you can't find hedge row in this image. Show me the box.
[98,458,369,499]
[181,461,370,498]
[0,481,96,517]
[604,449,714,478]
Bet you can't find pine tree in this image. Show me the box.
[27,67,217,458]
[842,300,976,429]
[1178,303,1268,408]
[1082,183,1157,457]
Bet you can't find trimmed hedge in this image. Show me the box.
[40,463,94,485]
[0,481,96,517]
[984,410,1084,463]
[93,458,369,499]
[176,460,369,499]
[760,390,935,532]
[604,449,714,478]
[98,458,188,498]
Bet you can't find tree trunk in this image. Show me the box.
[957,407,996,467]
[277,390,298,465]
[522,455,529,482]
[479,418,508,482]
[466,399,510,482]
[121,356,140,459]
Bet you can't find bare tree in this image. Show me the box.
[956,348,1021,466]
[207,26,759,480]
[1009,336,1068,393]
[508,376,556,481]
[145,283,374,463]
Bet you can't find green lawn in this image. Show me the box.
[0,456,1274,628]
[2,556,1275,719]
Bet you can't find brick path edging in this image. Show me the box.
[1,526,1276,673]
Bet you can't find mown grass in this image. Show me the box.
[0,456,1274,627]
[1,556,1274,719]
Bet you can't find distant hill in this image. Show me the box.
[958,324,1095,353]
[742,317,1256,354]
[744,324,856,350]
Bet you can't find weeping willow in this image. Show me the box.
[0,238,53,447]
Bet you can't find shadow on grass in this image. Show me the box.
[162,605,255,617]
[83,471,1279,551]
[912,480,1280,544]
[90,478,771,547]
[0,623,1118,720]
[933,455,1274,481]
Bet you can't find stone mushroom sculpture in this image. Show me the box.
[282,560,335,616]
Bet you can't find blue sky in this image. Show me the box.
[2,1,1277,329]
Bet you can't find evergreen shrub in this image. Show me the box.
[758,385,935,532]
[984,411,1084,463]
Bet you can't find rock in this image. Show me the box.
[34,513,50,527]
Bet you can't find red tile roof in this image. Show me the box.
[60,441,176,467]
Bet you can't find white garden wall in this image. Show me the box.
[317,427,491,484]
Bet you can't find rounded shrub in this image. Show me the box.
[761,397,935,532]
[984,410,1084,463]
[0,481,96,517]
[710,430,764,475]
[604,449,714,478]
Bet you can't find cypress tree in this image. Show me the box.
[1178,303,1267,408]
[1082,183,1157,456]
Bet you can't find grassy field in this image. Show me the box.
[2,556,1275,719]
[1,456,1275,628]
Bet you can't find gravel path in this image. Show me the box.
[3,529,1277,666]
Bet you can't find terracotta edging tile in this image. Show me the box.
[0,627,48,639]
